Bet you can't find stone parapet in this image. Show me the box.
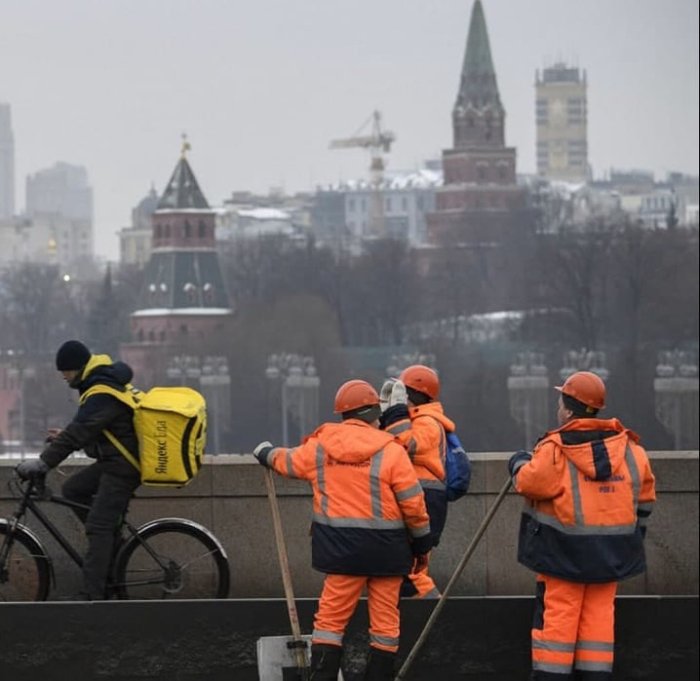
[1,451,697,599]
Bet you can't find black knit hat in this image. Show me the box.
[55,340,91,371]
[341,404,382,424]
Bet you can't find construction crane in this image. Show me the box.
[330,110,396,238]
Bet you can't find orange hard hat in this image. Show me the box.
[399,365,440,400]
[555,371,606,410]
[334,379,380,414]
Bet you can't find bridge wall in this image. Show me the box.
[1,451,697,599]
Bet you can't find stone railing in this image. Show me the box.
[1,451,697,599]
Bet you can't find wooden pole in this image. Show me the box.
[264,467,309,678]
[395,476,513,681]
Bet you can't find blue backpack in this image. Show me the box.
[445,431,472,502]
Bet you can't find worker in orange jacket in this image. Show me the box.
[253,379,432,681]
[508,371,656,681]
[379,364,455,599]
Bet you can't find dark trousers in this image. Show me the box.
[62,458,140,598]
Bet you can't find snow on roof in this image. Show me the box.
[321,168,444,192]
[237,208,291,220]
[132,308,233,317]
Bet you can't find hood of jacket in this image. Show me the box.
[312,420,397,464]
[409,401,456,432]
[554,417,639,481]
[75,354,134,394]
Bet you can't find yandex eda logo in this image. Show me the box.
[154,420,168,474]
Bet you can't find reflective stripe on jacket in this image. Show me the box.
[268,419,430,576]
[512,417,656,582]
[385,402,455,545]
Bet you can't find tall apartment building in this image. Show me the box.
[118,186,158,267]
[535,62,589,183]
[25,162,94,268]
[0,103,15,220]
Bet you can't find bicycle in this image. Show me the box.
[0,474,230,602]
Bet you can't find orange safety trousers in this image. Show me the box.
[532,574,617,677]
[312,573,403,653]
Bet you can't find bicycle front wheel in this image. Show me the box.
[112,518,230,600]
[0,522,51,602]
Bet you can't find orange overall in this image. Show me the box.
[266,419,431,652]
[511,418,656,679]
[385,402,455,598]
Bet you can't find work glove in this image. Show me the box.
[16,458,50,481]
[379,378,407,412]
[379,379,410,429]
[253,441,274,467]
[508,450,532,478]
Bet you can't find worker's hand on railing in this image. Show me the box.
[253,441,274,467]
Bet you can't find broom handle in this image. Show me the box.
[395,476,512,681]
[265,467,308,673]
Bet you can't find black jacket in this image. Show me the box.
[41,354,139,469]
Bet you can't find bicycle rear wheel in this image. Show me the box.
[0,522,51,601]
[112,518,230,600]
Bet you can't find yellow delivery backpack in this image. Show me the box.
[80,384,207,487]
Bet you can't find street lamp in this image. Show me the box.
[558,349,610,384]
[266,353,320,446]
[654,350,699,449]
[1,349,36,457]
[507,351,549,449]
[200,356,230,455]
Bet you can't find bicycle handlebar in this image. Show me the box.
[12,472,51,500]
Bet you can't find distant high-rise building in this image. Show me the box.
[26,162,93,221]
[25,162,94,269]
[118,185,158,267]
[426,0,529,245]
[535,62,589,183]
[0,103,15,219]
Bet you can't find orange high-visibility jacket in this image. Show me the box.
[512,418,656,583]
[384,402,455,545]
[266,419,431,576]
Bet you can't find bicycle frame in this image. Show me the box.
[2,475,231,601]
[2,477,160,580]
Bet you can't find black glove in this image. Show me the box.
[253,441,274,467]
[16,458,50,481]
[508,450,532,477]
[411,532,433,557]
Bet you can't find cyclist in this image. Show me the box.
[16,339,140,600]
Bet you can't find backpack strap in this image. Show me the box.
[79,384,141,472]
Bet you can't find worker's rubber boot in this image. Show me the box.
[309,643,342,680]
[573,671,612,680]
[363,648,397,681]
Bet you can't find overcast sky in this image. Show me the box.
[1,0,698,260]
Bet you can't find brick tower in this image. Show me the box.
[427,0,529,245]
[121,140,233,386]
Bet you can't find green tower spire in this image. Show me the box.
[456,0,503,112]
